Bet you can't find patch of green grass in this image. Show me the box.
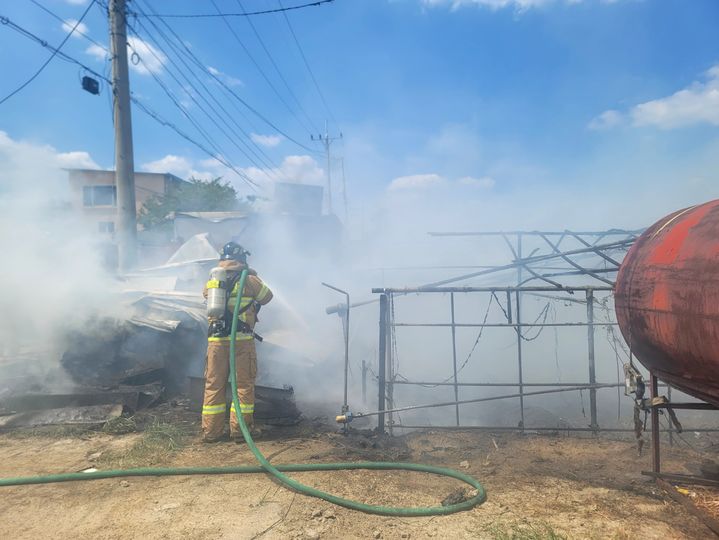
[102,416,137,435]
[485,521,567,540]
[98,418,187,468]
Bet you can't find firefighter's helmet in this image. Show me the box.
[220,241,250,262]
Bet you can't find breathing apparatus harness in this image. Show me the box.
[208,270,264,342]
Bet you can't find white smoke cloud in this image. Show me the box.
[0,131,123,372]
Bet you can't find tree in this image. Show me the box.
[138,176,250,231]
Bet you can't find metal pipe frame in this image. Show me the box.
[427,229,644,237]
[372,285,716,438]
[587,289,598,431]
[329,229,634,315]
[391,322,618,328]
[651,374,660,474]
[450,293,460,426]
[373,286,622,434]
[372,286,614,294]
[321,282,350,418]
[377,294,388,433]
[361,383,621,419]
[386,294,394,436]
[641,373,719,536]
[393,425,718,433]
[515,236,525,430]
[643,472,719,488]
[391,381,623,388]
[390,380,673,389]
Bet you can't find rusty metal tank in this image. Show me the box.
[615,199,719,406]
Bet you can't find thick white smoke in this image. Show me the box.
[0,131,126,380]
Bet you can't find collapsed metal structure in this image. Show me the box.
[373,285,618,434]
[363,229,639,434]
[361,229,717,439]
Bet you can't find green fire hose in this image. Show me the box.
[0,269,486,516]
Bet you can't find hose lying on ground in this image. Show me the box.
[0,269,487,516]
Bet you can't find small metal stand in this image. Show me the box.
[322,282,351,434]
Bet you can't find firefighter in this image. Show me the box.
[201,242,273,443]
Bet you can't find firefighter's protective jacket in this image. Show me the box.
[203,260,273,340]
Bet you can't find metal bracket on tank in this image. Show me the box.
[624,363,645,400]
[640,395,683,433]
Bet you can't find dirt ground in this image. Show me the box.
[0,406,715,539]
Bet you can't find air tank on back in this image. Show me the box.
[615,199,719,406]
[206,266,228,320]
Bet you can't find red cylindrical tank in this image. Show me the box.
[615,199,719,406]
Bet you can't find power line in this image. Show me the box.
[0,14,259,191]
[141,0,335,19]
[0,13,108,81]
[235,0,320,134]
[124,33,260,188]
[128,3,286,177]
[29,0,108,53]
[131,98,260,192]
[131,0,263,134]
[138,1,323,155]
[208,0,317,140]
[278,0,339,130]
[124,17,274,184]
[0,1,96,106]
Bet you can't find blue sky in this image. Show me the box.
[1,0,718,228]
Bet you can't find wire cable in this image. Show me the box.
[123,18,275,185]
[0,14,108,83]
[397,294,494,388]
[236,0,320,134]
[278,0,339,130]
[29,0,108,53]
[132,0,262,134]
[136,0,323,155]
[131,98,259,190]
[0,13,261,186]
[124,35,262,189]
[141,0,335,19]
[209,0,317,140]
[0,1,96,106]
[128,4,282,173]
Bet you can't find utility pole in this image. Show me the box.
[109,0,137,272]
[311,121,341,215]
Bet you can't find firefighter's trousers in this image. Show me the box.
[201,338,257,441]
